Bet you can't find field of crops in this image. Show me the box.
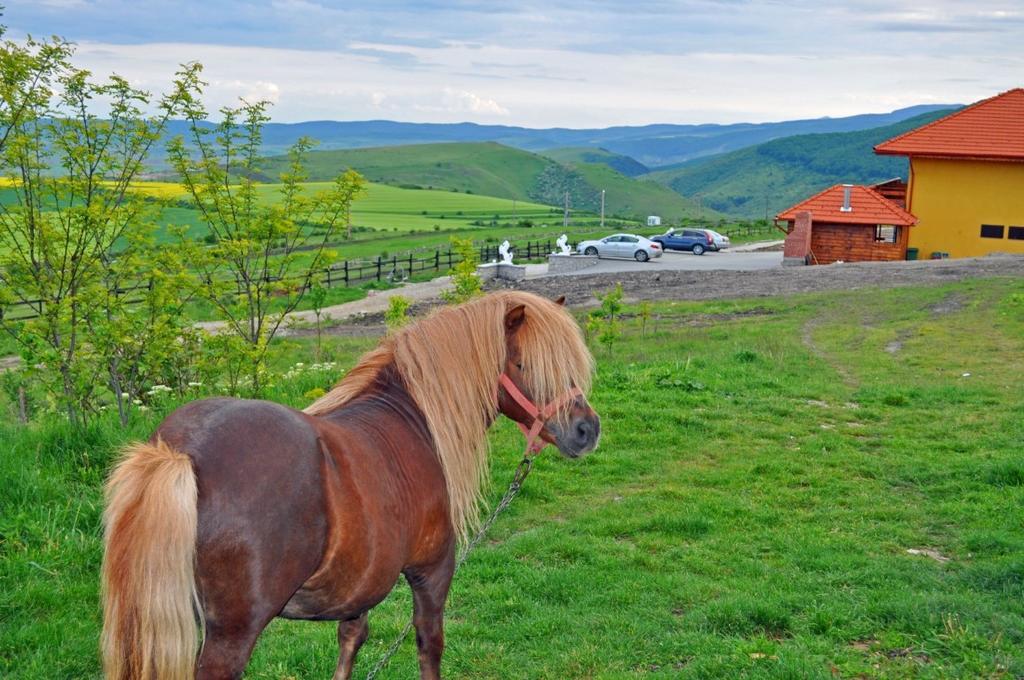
[3,277,1022,678]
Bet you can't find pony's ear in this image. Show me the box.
[553,295,566,306]
[505,304,527,333]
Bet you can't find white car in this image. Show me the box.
[705,229,731,251]
[577,233,663,262]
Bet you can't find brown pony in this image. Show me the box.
[101,291,600,680]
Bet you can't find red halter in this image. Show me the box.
[498,373,583,455]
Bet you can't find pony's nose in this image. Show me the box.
[572,416,600,452]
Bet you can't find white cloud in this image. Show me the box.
[441,88,509,116]
[61,30,1022,127]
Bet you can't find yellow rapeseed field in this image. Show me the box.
[0,177,187,199]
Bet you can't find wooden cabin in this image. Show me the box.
[776,184,917,265]
[874,88,1024,258]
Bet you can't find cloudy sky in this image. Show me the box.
[5,1,1023,127]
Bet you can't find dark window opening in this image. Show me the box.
[875,225,898,243]
[1008,226,1024,240]
[980,224,1004,239]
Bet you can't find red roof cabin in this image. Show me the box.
[776,183,917,265]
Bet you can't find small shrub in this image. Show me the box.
[596,283,624,354]
[442,237,482,304]
[734,349,759,363]
[385,295,412,332]
[304,387,326,401]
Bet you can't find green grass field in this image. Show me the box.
[254,141,711,222]
[2,276,1022,678]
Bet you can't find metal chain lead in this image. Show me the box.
[363,455,535,680]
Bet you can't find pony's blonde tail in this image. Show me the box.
[101,439,201,680]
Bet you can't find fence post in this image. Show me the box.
[376,256,382,282]
[447,249,453,268]
[326,267,332,288]
[408,253,413,277]
[435,250,440,272]
[343,260,349,286]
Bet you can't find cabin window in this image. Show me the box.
[875,225,898,243]
[980,224,1004,239]
[1008,226,1024,240]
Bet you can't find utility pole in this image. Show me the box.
[600,189,605,229]
[563,191,570,227]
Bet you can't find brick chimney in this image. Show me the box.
[783,211,812,266]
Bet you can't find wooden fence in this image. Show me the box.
[0,238,569,322]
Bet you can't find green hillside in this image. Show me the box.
[258,142,702,221]
[646,109,955,218]
[553,157,703,221]
[541,147,649,176]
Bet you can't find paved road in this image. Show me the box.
[557,248,783,276]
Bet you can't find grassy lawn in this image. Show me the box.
[5,277,1020,678]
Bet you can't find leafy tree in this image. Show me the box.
[340,168,367,240]
[90,230,194,425]
[442,237,482,304]
[0,38,196,425]
[166,66,367,393]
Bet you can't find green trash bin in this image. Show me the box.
[906,247,918,261]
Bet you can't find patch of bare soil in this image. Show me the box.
[928,292,967,316]
[488,254,1024,307]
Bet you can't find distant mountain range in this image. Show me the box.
[644,109,956,217]
[163,104,955,169]
[155,104,962,222]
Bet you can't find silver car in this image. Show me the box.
[705,229,731,251]
[577,233,663,262]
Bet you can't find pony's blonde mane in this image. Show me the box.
[305,291,594,542]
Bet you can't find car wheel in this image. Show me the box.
[692,244,705,256]
[634,250,649,262]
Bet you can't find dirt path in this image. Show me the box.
[194,276,454,334]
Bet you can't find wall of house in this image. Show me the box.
[810,222,909,264]
[907,158,1024,258]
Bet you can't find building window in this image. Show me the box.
[980,224,1004,239]
[1009,226,1024,240]
[875,225,898,243]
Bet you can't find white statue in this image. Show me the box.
[498,240,514,264]
[556,233,571,255]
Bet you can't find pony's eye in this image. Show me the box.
[515,362,523,371]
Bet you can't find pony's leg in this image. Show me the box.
[195,620,269,680]
[406,554,455,680]
[332,612,370,680]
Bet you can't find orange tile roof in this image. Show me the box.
[775,184,917,226]
[874,88,1024,160]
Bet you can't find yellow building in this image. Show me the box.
[874,88,1024,258]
